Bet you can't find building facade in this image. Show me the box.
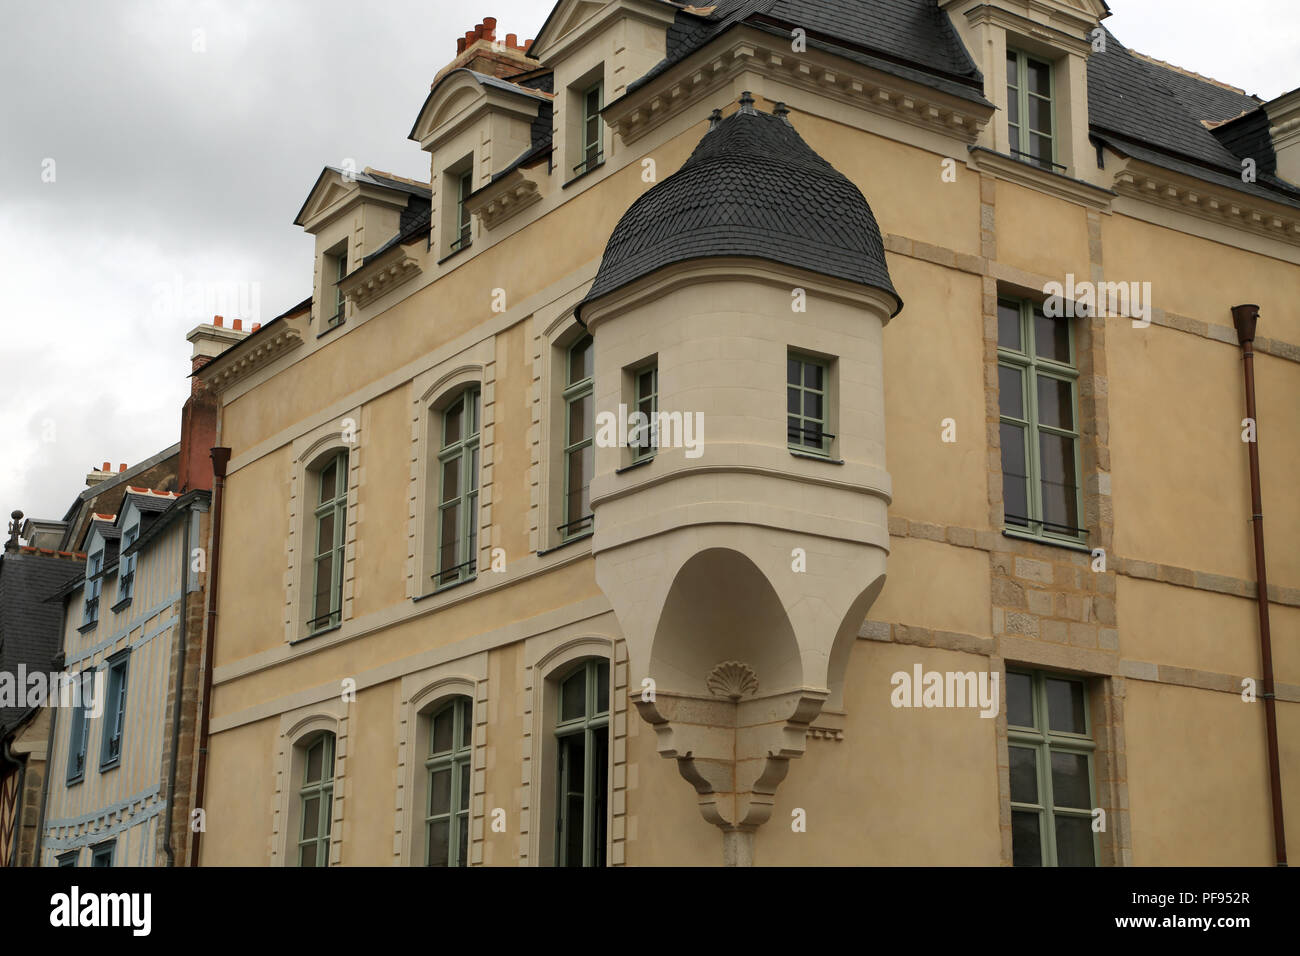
[194,0,1299,866]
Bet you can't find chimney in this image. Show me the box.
[436,19,536,85]
[118,463,127,472]
[86,463,113,488]
[180,316,246,493]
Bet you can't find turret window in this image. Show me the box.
[787,352,833,457]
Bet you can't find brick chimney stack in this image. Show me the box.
[436,17,535,86]
[180,315,249,493]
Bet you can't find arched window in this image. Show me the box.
[435,389,480,588]
[308,450,349,633]
[554,658,609,867]
[297,732,336,867]
[424,696,473,866]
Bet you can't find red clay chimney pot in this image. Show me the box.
[119,463,127,472]
[252,323,261,332]
[233,318,243,331]
[507,32,518,46]
[457,37,466,53]
[214,315,224,327]
[102,461,111,472]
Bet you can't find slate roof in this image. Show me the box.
[576,98,900,320]
[627,0,987,105]
[0,549,85,734]
[1086,28,1300,209]
[121,490,210,559]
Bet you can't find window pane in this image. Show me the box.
[801,420,824,450]
[566,446,592,521]
[459,760,471,809]
[1046,678,1087,734]
[319,461,336,503]
[1029,95,1052,135]
[337,456,348,491]
[1006,52,1019,88]
[1054,815,1096,866]
[569,393,592,444]
[560,735,586,867]
[569,338,593,384]
[427,820,449,867]
[432,706,455,755]
[460,703,472,748]
[1036,376,1074,430]
[803,390,823,421]
[1000,423,1029,526]
[1008,123,1021,155]
[638,369,655,396]
[456,812,469,867]
[595,661,609,715]
[1007,89,1019,126]
[1009,746,1038,804]
[1006,672,1034,728]
[592,727,608,866]
[1034,310,1071,364]
[997,301,1022,350]
[1028,59,1051,97]
[313,556,334,617]
[301,797,320,840]
[561,671,586,723]
[1029,132,1053,167]
[787,356,799,386]
[1051,751,1092,809]
[305,741,322,782]
[299,843,318,867]
[1038,433,1078,534]
[441,457,461,502]
[430,768,452,816]
[805,362,823,391]
[1012,810,1042,866]
[440,505,461,572]
[469,448,479,492]
[469,391,480,436]
[444,400,462,446]
[787,386,800,415]
[999,365,1024,419]
[316,511,335,557]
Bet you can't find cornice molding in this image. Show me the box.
[1112,157,1300,246]
[467,169,543,231]
[199,325,304,394]
[606,27,991,148]
[342,249,422,308]
[970,146,1115,211]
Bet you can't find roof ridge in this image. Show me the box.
[1129,50,1248,97]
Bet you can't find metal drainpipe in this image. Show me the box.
[1231,304,1288,867]
[189,447,230,866]
[162,503,192,866]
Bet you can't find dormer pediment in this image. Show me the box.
[529,0,674,66]
[293,168,422,234]
[409,69,549,152]
[940,0,1110,47]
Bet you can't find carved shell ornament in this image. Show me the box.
[706,662,759,701]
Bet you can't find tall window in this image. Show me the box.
[328,246,348,329]
[576,81,604,176]
[435,389,480,589]
[65,672,92,785]
[90,841,115,867]
[83,551,103,626]
[99,653,129,771]
[630,363,658,460]
[1007,49,1056,170]
[561,335,594,540]
[787,352,832,456]
[555,659,609,867]
[308,451,348,634]
[998,298,1082,542]
[1008,669,1098,867]
[117,525,138,604]
[425,697,472,867]
[452,169,473,253]
[297,733,335,867]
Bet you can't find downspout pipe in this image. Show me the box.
[162,505,192,866]
[1231,303,1287,867]
[189,447,230,866]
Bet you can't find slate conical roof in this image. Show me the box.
[576,94,901,321]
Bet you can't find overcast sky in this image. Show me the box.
[1,0,1296,528]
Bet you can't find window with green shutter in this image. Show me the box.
[1007,669,1099,867]
[555,659,609,867]
[425,696,473,867]
[998,298,1083,543]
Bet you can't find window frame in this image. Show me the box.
[115,524,139,607]
[65,671,93,785]
[296,732,335,868]
[83,550,103,626]
[560,334,595,541]
[433,389,481,591]
[575,81,604,177]
[553,659,610,868]
[90,840,115,868]
[997,297,1084,545]
[787,351,833,458]
[423,696,473,867]
[629,361,658,461]
[98,650,130,772]
[1007,668,1100,867]
[451,168,473,254]
[307,450,349,635]
[326,245,348,329]
[1006,48,1059,172]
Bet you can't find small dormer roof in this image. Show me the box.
[293,166,431,230]
[408,68,552,147]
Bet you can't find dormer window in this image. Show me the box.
[117,524,138,605]
[1007,49,1058,172]
[83,550,103,627]
[326,243,348,329]
[578,81,604,177]
[453,168,473,253]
